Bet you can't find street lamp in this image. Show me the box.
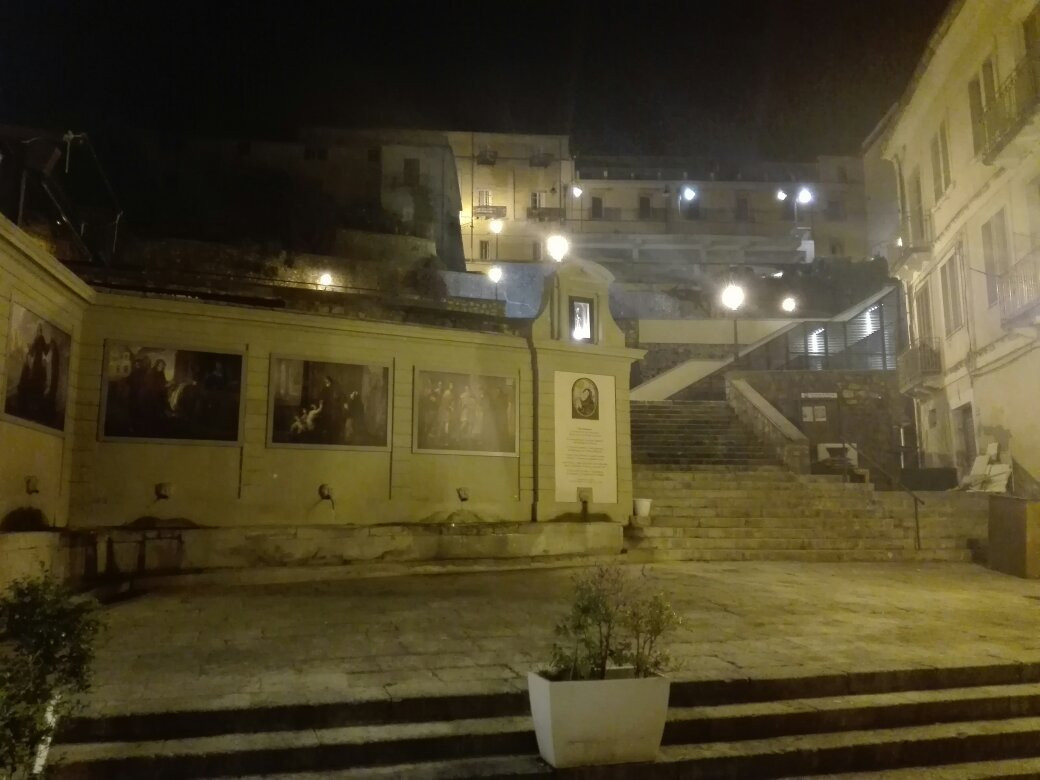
[318,272,333,287]
[781,296,797,313]
[489,218,503,260]
[777,187,813,225]
[547,234,570,262]
[571,185,583,198]
[721,283,745,364]
[681,186,697,202]
[487,265,503,299]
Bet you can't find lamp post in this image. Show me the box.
[489,218,503,260]
[487,264,503,300]
[547,234,570,263]
[720,283,745,364]
[781,296,797,314]
[571,184,583,234]
[777,187,814,225]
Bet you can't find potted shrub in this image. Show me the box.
[527,565,680,768]
[0,573,101,779]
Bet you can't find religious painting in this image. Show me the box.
[3,303,71,433]
[100,343,243,442]
[413,369,517,456]
[269,357,390,448]
[571,377,599,421]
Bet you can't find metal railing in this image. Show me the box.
[980,49,1040,162]
[526,206,565,221]
[896,339,942,393]
[899,210,933,254]
[999,249,1040,325]
[841,442,925,550]
[473,205,506,219]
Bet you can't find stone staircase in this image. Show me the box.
[631,400,776,466]
[49,662,1040,777]
[629,400,988,563]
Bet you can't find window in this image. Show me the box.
[981,208,1010,306]
[479,240,490,260]
[638,196,652,220]
[1025,4,1040,53]
[367,147,381,164]
[477,189,491,207]
[930,121,952,200]
[590,196,603,219]
[530,191,546,209]
[570,297,594,343]
[914,281,933,342]
[826,198,846,221]
[403,157,421,186]
[780,197,795,221]
[829,240,845,256]
[908,168,926,243]
[532,241,541,261]
[734,193,750,222]
[837,165,849,183]
[683,199,701,220]
[940,250,965,335]
[968,57,998,154]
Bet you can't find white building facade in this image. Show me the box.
[885,0,1040,494]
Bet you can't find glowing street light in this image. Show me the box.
[318,272,333,287]
[571,185,583,198]
[720,283,745,311]
[546,234,570,262]
[487,265,503,283]
[489,219,504,234]
[781,296,797,313]
[776,189,788,202]
[681,186,697,202]
[796,187,813,205]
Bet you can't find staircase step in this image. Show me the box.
[223,754,549,779]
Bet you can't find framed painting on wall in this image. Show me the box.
[100,343,244,443]
[268,356,390,449]
[3,302,71,433]
[413,369,518,456]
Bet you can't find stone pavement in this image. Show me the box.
[84,561,1040,717]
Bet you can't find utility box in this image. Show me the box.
[988,495,1040,579]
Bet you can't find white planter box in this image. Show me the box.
[527,669,670,768]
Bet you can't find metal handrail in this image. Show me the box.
[841,441,924,551]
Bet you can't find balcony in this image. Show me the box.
[893,210,933,273]
[999,249,1040,327]
[476,149,498,166]
[897,339,943,396]
[979,50,1040,165]
[527,206,565,221]
[473,205,506,220]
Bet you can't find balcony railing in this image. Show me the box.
[527,206,565,221]
[473,205,506,219]
[894,210,933,267]
[979,50,1040,163]
[476,149,498,166]
[583,207,668,222]
[999,249,1040,326]
[897,339,943,395]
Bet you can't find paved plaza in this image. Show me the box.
[85,561,1040,717]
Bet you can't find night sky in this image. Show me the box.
[1,0,949,159]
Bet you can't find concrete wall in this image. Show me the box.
[733,370,913,488]
[0,219,93,528]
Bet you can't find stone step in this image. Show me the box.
[52,666,1040,778]
[810,756,1040,779]
[624,548,974,563]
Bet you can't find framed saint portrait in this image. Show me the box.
[3,303,71,433]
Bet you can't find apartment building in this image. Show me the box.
[885,0,1040,493]
[448,132,869,289]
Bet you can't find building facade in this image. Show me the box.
[449,133,870,288]
[885,0,1040,494]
